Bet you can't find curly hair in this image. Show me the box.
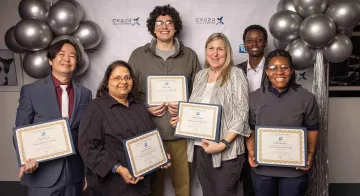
[261,49,301,92]
[146,4,182,38]
[242,24,268,42]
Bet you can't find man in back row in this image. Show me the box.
[128,4,201,196]
[236,24,268,196]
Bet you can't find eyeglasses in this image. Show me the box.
[155,20,174,26]
[267,65,291,73]
[110,75,133,82]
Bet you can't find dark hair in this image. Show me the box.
[262,49,301,92]
[242,24,268,42]
[96,60,137,98]
[146,4,182,38]
[47,40,82,64]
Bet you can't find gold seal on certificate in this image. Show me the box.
[123,129,169,178]
[175,102,222,142]
[255,126,307,168]
[146,75,188,106]
[13,118,75,166]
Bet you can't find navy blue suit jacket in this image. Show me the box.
[15,75,92,188]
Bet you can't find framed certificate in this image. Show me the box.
[146,75,188,106]
[13,118,75,166]
[123,129,169,178]
[255,126,308,168]
[175,102,222,142]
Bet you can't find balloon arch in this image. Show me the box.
[4,0,103,79]
[270,0,360,196]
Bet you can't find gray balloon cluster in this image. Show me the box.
[4,0,103,79]
[270,0,360,69]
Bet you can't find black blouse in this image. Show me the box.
[79,93,156,196]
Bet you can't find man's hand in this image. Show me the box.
[18,159,39,179]
[148,102,166,117]
[201,139,226,154]
[248,150,258,168]
[167,102,179,116]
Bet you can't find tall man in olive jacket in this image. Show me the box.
[128,4,201,196]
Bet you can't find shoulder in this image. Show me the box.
[295,87,315,99]
[181,45,198,56]
[249,88,265,100]
[196,68,208,77]
[230,66,246,78]
[21,77,49,92]
[130,44,150,55]
[235,61,247,69]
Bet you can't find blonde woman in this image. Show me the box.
[171,33,250,196]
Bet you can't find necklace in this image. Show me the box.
[209,67,221,73]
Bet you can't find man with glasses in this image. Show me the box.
[128,4,201,196]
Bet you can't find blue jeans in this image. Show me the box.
[251,170,308,196]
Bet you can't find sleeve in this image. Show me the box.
[304,94,319,131]
[128,49,142,101]
[249,92,256,131]
[78,104,119,178]
[15,85,34,127]
[189,51,202,96]
[227,69,251,136]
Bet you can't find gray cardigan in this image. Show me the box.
[187,67,250,167]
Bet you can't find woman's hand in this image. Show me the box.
[169,116,180,128]
[296,152,314,171]
[161,154,172,169]
[201,139,226,154]
[18,159,39,179]
[116,165,144,184]
[248,150,258,168]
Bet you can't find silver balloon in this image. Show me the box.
[299,14,336,48]
[72,20,102,49]
[59,0,84,20]
[51,35,89,76]
[273,38,289,49]
[23,50,51,79]
[294,0,328,18]
[323,34,353,63]
[325,1,360,32]
[14,18,53,51]
[286,38,316,70]
[4,26,27,53]
[18,0,49,20]
[46,1,81,35]
[269,10,303,42]
[277,0,296,12]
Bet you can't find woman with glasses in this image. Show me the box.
[78,61,170,196]
[246,49,319,196]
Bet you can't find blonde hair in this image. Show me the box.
[204,32,234,86]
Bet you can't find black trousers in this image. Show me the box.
[240,148,255,196]
[194,146,244,196]
[251,170,308,196]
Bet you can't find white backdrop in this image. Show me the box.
[71,1,314,195]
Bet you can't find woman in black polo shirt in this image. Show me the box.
[246,49,319,196]
[78,61,170,196]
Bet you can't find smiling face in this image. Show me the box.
[108,66,134,99]
[206,39,227,71]
[154,15,175,44]
[49,43,77,77]
[244,29,267,57]
[266,56,294,92]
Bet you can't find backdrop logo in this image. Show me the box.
[112,17,140,26]
[195,16,224,25]
[297,72,307,81]
[239,44,247,53]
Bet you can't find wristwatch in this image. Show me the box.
[112,162,122,174]
[220,139,231,149]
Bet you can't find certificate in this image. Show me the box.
[123,129,169,178]
[13,118,75,166]
[146,75,188,106]
[175,102,222,142]
[255,126,307,168]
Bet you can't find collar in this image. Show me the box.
[146,37,182,56]
[105,92,135,108]
[247,57,265,72]
[268,84,289,97]
[51,74,72,88]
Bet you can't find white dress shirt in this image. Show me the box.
[247,57,265,92]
